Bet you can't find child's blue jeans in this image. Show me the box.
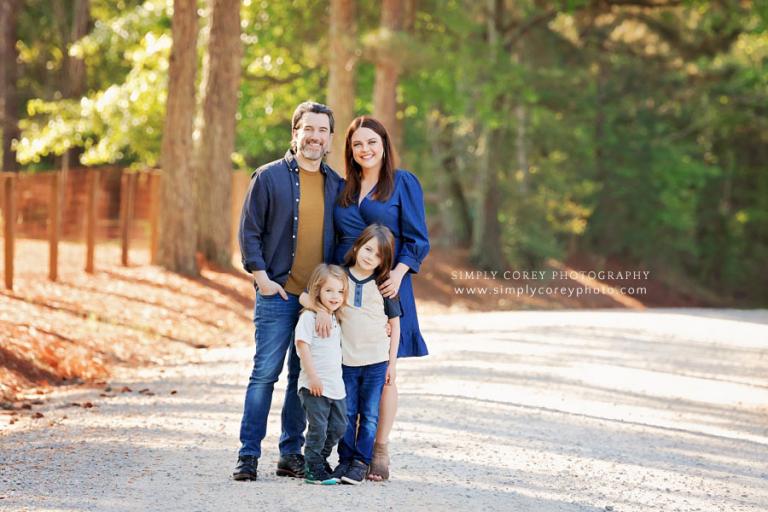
[338,361,388,465]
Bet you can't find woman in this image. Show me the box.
[333,116,430,480]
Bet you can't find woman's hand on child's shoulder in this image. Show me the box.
[315,309,332,338]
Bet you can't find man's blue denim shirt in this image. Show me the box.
[238,149,343,288]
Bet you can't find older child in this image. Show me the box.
[332,224,401,485]
[295,264,349,485]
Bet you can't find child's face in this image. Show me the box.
[355,238,382,273]
[319,276,345,312]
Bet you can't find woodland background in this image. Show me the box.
[1,0,766,305]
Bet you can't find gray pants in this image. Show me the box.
[299,388,348,466]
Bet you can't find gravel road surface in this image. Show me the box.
[2,309,767,512]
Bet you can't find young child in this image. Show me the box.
[295,264,349,485]
[332,224,401,485]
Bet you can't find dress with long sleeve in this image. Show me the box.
[333,170,431,358]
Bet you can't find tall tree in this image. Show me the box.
[373,0,404,149]
[326,0,356,173]
[0,0,20,172]
[195,0,243,268]
[429,113,472,248]
[158,0,198,275]
[63,0,90,167]
[469,0,506,270]
[65,0,90,99]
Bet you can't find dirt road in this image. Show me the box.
[2,309,767,511]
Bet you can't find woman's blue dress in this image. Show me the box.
[333,170,431,358]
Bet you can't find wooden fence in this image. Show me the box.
[0,168,251,290]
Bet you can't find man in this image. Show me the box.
[234,101,343,481]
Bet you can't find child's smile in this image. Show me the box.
[320,276,346,312]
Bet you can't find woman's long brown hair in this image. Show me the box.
[338,116,398,208]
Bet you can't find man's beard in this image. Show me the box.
[299,140,325,160]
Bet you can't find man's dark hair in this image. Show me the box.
[291,101,335,134]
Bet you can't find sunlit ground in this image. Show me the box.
[2,309,766,511]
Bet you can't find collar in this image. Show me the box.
[284,149,330,176]
[345,266,377,285]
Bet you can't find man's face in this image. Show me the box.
[293,112,332,161]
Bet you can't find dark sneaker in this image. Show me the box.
[304,462,337,485]
[330,460,351,482]
[232,455,258,481]
[276,453,305,478]
[340,460,368,485]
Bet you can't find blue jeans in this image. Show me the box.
[338,361,388,465]
[238,292,305,458]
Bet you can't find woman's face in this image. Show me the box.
[350,126,384,172]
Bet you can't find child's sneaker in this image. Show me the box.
[331,460,351,483]
[340,460,368,485]
[304,462,337,485]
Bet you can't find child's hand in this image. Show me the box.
[308,376,323,397]
[385,364,396,385]
[315,309,332,338]
[385,322,392,337]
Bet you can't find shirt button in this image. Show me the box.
[294,217,298,221]
[296,198,299,202]
[296,182,299,186]
[292,235,296,239]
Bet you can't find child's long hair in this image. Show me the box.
[344,224,395,286]
[305,264,349,320]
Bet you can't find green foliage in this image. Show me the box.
[236,0,328,166]
[8,0,768,303]
[17,0,171,167]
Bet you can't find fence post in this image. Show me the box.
[48,171,61,281]
[85,169,98,273]
[119,170,136,266]
[3,173,16,290]
[148,170,161,265]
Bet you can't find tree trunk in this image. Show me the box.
[430,115,471,248]
[326,0,357,174]
[0,0,20,172]
[159,0,199,275]
[445,153,473,248]
[195,0,242,269]
[373,0,403,151]
[470,124,506,270]
[470,0,506,270]
[64,0,90,166]
[514,102,528,195]
[591,43,618,253]
[66,0,90,98]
